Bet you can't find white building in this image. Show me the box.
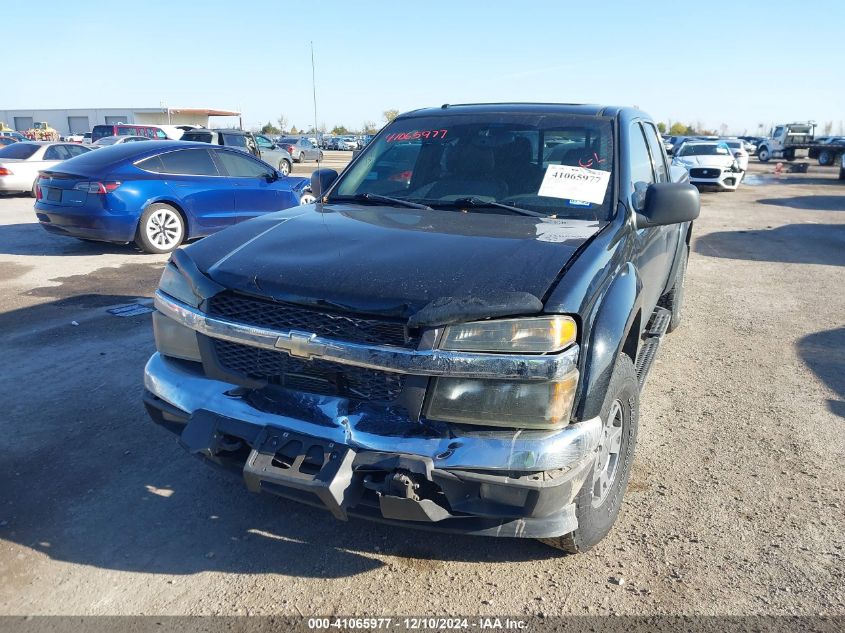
[0,107,241,135]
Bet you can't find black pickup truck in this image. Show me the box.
[144,103,699,553]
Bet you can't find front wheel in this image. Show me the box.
[539,354,639,554]
[758,147,770,162]
[135,203,185,254]
[278,159,291,176]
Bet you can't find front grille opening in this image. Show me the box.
[301,445,325,475]
[213,339,405,401]
[208,291,416,348]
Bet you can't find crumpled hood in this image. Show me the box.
[184,204,604,321]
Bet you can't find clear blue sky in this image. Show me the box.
[4,0,844,135]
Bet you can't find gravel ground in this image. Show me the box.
[0,160,842,618]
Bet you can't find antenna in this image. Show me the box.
[311,41,320,168]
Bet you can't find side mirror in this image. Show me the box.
[636,182,700,228]
[264,171,279,182]
[311,168,339,199]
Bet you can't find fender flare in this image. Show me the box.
[574,262,643,421]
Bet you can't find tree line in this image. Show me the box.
[257,109,400,137]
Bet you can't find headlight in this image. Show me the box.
[426,372,579,429]
[158,262,200,307]
[440,316,576,353]
[152,311,201,362]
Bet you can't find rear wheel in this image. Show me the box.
[278,159,291,176]
[135,203,185,254]
[818,150,833,166]
[539,354,639,554]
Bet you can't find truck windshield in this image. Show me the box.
[331,113,614,219]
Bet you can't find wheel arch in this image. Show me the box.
[574,262,643,421]
[138,198,193,239]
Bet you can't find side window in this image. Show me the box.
[44,145,71,161]
[221,133,247,149]
[136,154,164,173]
[629,124,655,211]
[773,126,783,138]
[117,127,134,136]
[642,122,668,183]
[155,129,167,139]
[66,145,88,156]
[215,150,272,178]
[256,135,273,149]
[157,149,219,176]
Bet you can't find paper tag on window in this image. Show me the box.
[538,165,610,205]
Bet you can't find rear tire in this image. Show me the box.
[818,150,833,166]
[278,159,291,176]
[539,354,639,554]
[135,203,185,254]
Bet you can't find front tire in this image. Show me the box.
[539,354,639,554]
[758,147,770,162]
[135,203,185,254]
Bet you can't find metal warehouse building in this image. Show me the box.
[0,107,241,135]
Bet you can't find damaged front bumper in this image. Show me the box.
[144,353,602,538]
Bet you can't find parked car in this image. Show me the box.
[0,141,92,196]
[64,133,85,143]
[672,140,743,191]
[91,124,170,143]
[82,132,92,144]
[143,103,700,553]
[840,152,845,180]
[92,135,151,147]
[277,137,323,162]
[0,137,17,147]
[722,138,750,171]
[0,130,28,142]
[34,141,310,254]
[254,134,295,175]
[338,136,359,150]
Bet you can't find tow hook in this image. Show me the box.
[364,470,451,523]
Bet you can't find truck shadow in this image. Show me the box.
[756,195,845,212]
[694,223,845,267]
[0,295,560,584]
[796,327,845,419]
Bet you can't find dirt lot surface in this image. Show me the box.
[0,159,842,617]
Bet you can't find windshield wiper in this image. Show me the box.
[333,193,433,210]
[439,197,546,218]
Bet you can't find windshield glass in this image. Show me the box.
[331,112,614,219]
[678,143,728,156]
[0,143,39,159]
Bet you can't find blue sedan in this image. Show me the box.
[34,141,309,253]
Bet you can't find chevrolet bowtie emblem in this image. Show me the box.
[274,331,327,360]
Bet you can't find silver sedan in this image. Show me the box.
[0,141,93,197]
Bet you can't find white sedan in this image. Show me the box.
[0,141,92,197]
[672,141,744,191]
